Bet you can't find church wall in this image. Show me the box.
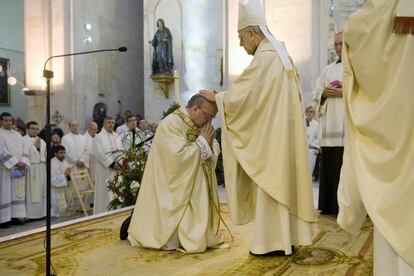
[24,0,144,132]
[0,0,25,120]
[143,0,224,123]
[71,0,144,129]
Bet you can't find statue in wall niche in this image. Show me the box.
[92,102,107,131]
[150,18,174,76]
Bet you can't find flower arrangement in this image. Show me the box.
[107,129,152,210]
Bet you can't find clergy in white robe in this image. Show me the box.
[62,121,89,167]
[305,106,320,176]
[116,115,153,154]
[337,0,414,273]
[115,123,127,135]
[24,121,46,219]
[51,145,71,217]
[0,112,30,225]
[84,122,98,185]
[62,120,91,196]
[312,32,344,215]
[93,117,122,214]
[200,0,315,256]
[128,95,223,253]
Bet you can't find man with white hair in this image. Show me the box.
[200,0,315,256]
[337,0,414,274]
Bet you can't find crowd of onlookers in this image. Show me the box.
[0,111,155,229]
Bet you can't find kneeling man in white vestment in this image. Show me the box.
[128,95,223,253]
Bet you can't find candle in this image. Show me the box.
[173,70,180,105]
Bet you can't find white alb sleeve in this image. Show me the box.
[196,136,213,163]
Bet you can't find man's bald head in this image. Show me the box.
[88,121,98,137]
[69,120,80,134]
[335,32,344,59]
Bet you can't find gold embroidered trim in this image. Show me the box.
[173,109,199,143]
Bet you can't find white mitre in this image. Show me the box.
[238,0,293,70]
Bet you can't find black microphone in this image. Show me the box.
[43,46,128,72]
[41,46,127,276]
[137,134,155,150]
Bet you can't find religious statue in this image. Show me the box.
[150,18,174,76]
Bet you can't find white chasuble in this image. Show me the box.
[337,0,414,269]
[128,108,224,253]
[215,39,315,253]
[216,39,315,224]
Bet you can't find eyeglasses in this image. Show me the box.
[198,106,215,120]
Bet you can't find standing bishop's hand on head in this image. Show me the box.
[199,90,217,103]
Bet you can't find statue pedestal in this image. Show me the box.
[151,75,174,98]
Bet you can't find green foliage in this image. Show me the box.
[107,130,150,210]
[162,102,180,119]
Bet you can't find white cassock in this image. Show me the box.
[61,132,90,168]
[61,132,90,190]
[93,128,121,214]
[0,128,30,223]
[312,61,344,147]
[306,119,319,174]
[23,135,47,219]
[116,128,153,154]
[115,123,127,135]
[51,157,69,217]
[84,131,96,184]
